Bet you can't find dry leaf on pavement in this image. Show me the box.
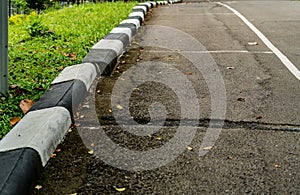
[88,149,94,155]
[113,186,126,192]
[35,185,42,190]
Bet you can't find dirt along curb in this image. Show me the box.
[0,1,182,194]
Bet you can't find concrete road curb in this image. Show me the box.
[0,1,181,194]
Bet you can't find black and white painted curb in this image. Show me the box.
[0,1,181,194]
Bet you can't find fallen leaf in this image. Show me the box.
[248,42,258,45]
[70,52,77,61]
[167,57,174,61]
[57,66,64,71]
[20,99,34,114]
[9,84,18,89]
[113,186,126,192]
[62,51,69,57]
[226,66,235,70]
[68,128,73,133]
[10,116,21,126]
[187,146,193,151]
[91,143,95,147]
[88,149,94,155]
[186,72,193,75]
[50,153,56,158]
[117,105,123,110]
[108,109,112,113]
[274,163,280,168]
[203,146,213,150]
[55,149,61,153]
[120,60,126,64]
[156,136,161,140]
[227,156,234,160]
[69,193,77,195]
[35,185,42,190]
[256,115,262,119]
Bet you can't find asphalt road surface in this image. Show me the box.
[33,1,300,194]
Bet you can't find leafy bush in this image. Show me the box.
[0,2,137,139]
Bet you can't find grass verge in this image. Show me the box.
[0,2,137,139]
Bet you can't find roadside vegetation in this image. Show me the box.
[0,2,137,139]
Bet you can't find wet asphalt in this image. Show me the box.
[33,1,300,194]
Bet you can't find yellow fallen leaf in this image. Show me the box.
[88,149,94,155]
[114,186,126,192]
[203,146,213,150]
[50,153,56,158]
[35,185,42,190]
[69,193,77,195]
[156,136,161,140]
[187,146,193,151]
[117,105,123,110]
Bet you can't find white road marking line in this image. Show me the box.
[160,13,235,16]
[147,50,273,54]
[218,2,300,81]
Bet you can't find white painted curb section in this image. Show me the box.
[120,19,141,30]
[139,2,152,9]
[110,27,132,41]
[52,63,97,91]
[92,39,124,56]
[0,107,71,166]
[133,6,147,13]
[129,12,145,21]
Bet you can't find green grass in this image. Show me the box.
[0,2,137,139]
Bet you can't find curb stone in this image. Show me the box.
[0,1,181,194]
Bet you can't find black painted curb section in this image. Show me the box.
[28,79,88,119]
[0,148,42,195]
[83,49,118,76]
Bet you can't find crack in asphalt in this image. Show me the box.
[95,117,300,132]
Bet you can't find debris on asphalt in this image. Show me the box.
[35,185,42,190]
[248,41,258,45]
[88,149,94,155]
[187,146,193,151]
[226,66,235,70]
[237,97,246,102]
[256,115,263,119]
[113,186,126,192]
[203,146,213,150]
